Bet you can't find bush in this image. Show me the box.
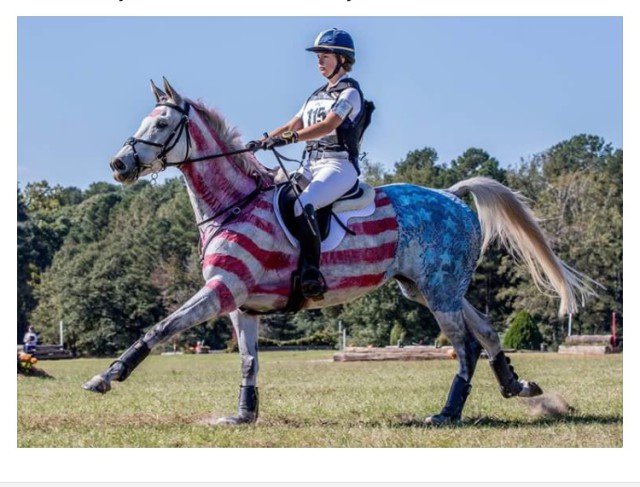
[435,332,451,348]
[226,330,338,352]
[503,311,543,350]
[389,322,406,346]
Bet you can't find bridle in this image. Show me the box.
[119,100,273,256]
[119,101,255,173]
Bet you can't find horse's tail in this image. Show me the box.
[448,176,598,316]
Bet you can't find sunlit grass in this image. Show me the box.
[17,351,622,447]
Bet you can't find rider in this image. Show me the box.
[248,28,367,299]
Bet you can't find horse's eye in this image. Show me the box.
[156,119,169,129]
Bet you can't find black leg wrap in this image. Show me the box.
[439,374,472,421]
[110,339,150,382]
[238,385,259,421]
[489,351,523,398]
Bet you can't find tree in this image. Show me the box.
[21,134,622,354]
[503,310,543,350]
[542,134,614,180]
[448,147,507,185]
[17,186,73,342]
[503,135,622,341]
[392,147,447,187]
[359,158,390,187]
[336,281,439,347]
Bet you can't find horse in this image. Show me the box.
[82,78,595,425]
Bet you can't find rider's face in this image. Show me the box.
[317,52,339,77]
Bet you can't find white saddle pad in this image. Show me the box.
[273,182,376,252]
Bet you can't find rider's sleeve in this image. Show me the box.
[332,87,362,122]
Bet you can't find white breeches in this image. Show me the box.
[294,156,359,216]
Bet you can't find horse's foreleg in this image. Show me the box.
[82,280,238,394]
[424,310,482,426]
[217,310,260,425]
[462,299,543,398]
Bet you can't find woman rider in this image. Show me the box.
[248,28,368,299]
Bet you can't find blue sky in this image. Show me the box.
[17,16,622,189]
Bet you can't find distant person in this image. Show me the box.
[23,326,38,354]
[247,28,372,299]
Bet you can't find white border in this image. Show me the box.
[4,1,635,484]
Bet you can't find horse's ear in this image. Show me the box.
[162,77,182,104]
[150,79,167,103]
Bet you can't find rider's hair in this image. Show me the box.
[340,54,355,72]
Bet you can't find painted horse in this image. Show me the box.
[83,78,595,425]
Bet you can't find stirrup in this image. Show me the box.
[300,266,327,298]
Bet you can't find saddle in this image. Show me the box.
[273,175,376,252]
[263,176,376,313]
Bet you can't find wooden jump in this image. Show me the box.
[333,346,456,362]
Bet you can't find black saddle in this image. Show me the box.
[275,177,363,242]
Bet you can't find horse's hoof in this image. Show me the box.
[82,374,111,394]
[518,381,543,398]
[215,413,256,425]
[424,414,461,426]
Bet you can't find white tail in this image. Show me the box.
[448,176,598,316]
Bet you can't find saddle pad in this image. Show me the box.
[273,188,376,252]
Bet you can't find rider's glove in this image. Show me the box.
[264,131,299,150]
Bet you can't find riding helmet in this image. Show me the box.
[306,28,355,61]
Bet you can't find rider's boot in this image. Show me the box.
[296,204,327,299]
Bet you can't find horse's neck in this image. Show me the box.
[179,110,256,224]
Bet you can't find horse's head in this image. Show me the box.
[110,78,190,184]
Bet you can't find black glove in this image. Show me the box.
[264,131,299,150]
[245,140,263,152]
[263,136,288,150]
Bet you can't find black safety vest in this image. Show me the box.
[303,77,375,174]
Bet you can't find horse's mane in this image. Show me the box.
[187,98,274,186]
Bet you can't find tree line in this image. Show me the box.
[17,134,622,354]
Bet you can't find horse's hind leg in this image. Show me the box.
[462,299,543,398]
[217,310,260,425]
[425,309,482,425]
[396,279,481,425]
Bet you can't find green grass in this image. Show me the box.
[17,351,622,447]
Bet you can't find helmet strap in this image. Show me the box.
[326,54,344,80]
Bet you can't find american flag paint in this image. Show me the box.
[91,83,594,425]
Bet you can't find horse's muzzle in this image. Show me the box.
[110,157,126,172]
[110,157,135,183]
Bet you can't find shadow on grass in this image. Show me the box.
[391,414,623,428]
[247,412,621,429]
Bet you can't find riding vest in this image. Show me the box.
[300,77,375,173]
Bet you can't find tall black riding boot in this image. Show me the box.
[296,204,327,298]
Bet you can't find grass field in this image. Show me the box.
[17,351,622,447]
